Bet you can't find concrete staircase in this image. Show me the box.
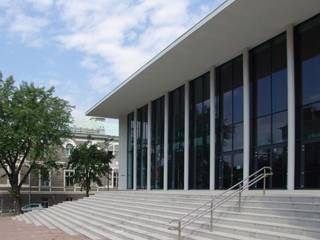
[14,191,320,240]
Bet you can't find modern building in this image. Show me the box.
[0,126,119,211]
[87,0,320,192]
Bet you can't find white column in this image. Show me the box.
[133,110,138,190]
[184,82,190,191]
[147,102,152,190]
[111,168,114,188]
[243,48,250,184]
[209,66,216,190]
[38,170,41,191]
[118,115,127,190]
[287,25,295,191]
[164,93,169,190]
[49,171,52,192]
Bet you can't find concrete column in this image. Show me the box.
[38,170,41,191]
[287,25,295,190]
[118,115,127,190]
[111,168,114,188]
[243,48,250,184]
[184,82,190,190]
[209,66,216,190]
[133,110,138,190]
[147,102,152,190]
[49,171,52,192]
[164,93,169,190]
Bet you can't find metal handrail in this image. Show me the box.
[168,166,273,239]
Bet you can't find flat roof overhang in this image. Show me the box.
[86,0,320,118]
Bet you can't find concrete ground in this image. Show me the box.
[0,216,87,240]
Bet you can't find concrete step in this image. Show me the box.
[55,203,261,240]
[14,191,320,240]
[92,194,320,210]
[65,200,320,237]
[85,195,320,219]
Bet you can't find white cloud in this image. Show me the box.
[55,0,218,93]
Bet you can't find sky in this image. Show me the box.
[0,0,225,136]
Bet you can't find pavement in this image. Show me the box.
[0,216,87,240]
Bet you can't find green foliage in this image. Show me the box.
[68,142,113,196]
[0,72,73,212]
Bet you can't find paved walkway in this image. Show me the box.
[0,216,87,240]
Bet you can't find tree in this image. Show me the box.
[68,142,113,197]
[0,73,73,213]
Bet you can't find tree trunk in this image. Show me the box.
[86,188,89,197]
[10,182,22,214]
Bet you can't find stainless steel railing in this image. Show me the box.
[168,166,273,239]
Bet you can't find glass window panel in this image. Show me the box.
[127,112,134,189]
[296,15,320,105]
[233,123,243,150]
[271,147,287,189]
[303,142,320,189]
[252,43,271,117]
[233,153,243,185]
[168,86,185,189]
[256,116,271,146]
[221,63,233,125]
[189,73,210,189]
[302,102,320,140]
[272,111,288,143]
[272,34,287,113]
[233,87,243,123]
[137,105,148,189]
[151,97,164,189]
[222,124,232,152]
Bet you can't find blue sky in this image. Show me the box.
[0,0,224,136]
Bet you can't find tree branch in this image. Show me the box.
[18,162,34,188]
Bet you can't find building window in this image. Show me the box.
[189,72,210,189]
[151,96,164,189]
[215,56,244,189]
[137,105,148,189]
[250,33,287,189]
[40,170,50,187]
[65,171,74,187]
[295,14,320,189]
[127,112,134,189]
[168,85,185,189]
[65,144,74,157]
[113,171,119,189]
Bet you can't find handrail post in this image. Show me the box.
[210,201,213,231]
[178,220,181,240]
[238,183,242,211]
[263,168,266,196]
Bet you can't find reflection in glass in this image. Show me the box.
[215,56,243,189]
[295,14,320,189]
[137,105,148,189]
[127,112,134,189]
[250,33,287,189]
[168,86,184,189]
[189,73,210,189]
[151,97,164,189]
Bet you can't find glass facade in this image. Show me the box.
[250,33,288,189]
[168,86,185,189]
[151,97,164,189]
[124,14,320,191]
[215,56,244,189]
[127,112,134,189]
[137,105,148,189]
[295,14,320,189]
[189,73,210,189]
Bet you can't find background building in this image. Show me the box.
[87,0,320,192]
[0,126,119,212]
